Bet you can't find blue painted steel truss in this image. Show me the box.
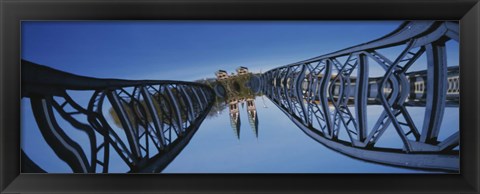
[22,61,215,173]
[261,21,459,172]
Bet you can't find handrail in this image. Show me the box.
[269,21,457,69]
[21,60,209,96]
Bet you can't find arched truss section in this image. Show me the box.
[261,21,459,172]
[22,61,215,173]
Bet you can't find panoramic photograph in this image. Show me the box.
[21,21,459,173]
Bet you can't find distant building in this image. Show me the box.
[228,98,241,139]
[246,98,258,138]
[215,70,229,80]
[227,97,259,140]
[236,66,249,75]
[216,66,261,139]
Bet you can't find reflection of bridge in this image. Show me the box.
[22,21,459,173]
[261,21,459,171]
[22,60,215,173]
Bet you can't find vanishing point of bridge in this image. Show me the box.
[22,21,459,173]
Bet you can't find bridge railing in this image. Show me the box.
[22,60,215,173]
[261,21,459,172]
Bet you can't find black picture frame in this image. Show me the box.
[1,0,479,193]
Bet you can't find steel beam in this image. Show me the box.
[30,98,90,173]
[355,54,369,141]
[318,60,333,137]
[421,42,448,143]
[107,90,142,159]
[165,86,185,135]
[140,87,167,149]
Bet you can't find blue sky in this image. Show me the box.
[21,21,459,173]
[22,21,403,80]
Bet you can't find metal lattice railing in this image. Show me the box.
[22,60,215,173]
[261,21,459,172]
